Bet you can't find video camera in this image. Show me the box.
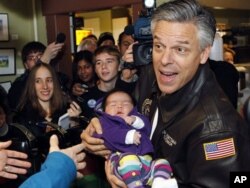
[124,0,156,68]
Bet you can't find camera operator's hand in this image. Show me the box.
[105,160,127,188]
[81,117,111,158]
[0,140,31,179]
[40,42,64,64]
[121,42,138,82]
[49,135,86,178]
[121,42,138,63]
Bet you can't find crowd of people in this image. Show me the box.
[0,0,250,188]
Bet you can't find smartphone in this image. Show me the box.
[55,32,66,44]
[81,84,88,89]
[58,113,70,130]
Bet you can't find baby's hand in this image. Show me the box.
[124,116,136,125]
[133,131,141,145]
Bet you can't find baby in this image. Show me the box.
[94,89,177,188]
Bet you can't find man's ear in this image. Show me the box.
[200,46,211,64]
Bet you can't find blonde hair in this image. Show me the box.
[77,38,97,52]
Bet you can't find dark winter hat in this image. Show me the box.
[97,32,115,47]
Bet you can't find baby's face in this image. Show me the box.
[105,92,134,118]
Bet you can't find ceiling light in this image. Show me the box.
[144,0,156,9]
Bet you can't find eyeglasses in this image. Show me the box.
[27,54,42,62]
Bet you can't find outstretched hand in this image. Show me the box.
[49,135,86,178]
[0,140,31,179]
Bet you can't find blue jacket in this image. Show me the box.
[20,152,76,188]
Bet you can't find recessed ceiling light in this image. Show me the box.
[144,0,156,9]
[213,6,225,10]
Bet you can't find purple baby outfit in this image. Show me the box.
[94,107,154,155]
